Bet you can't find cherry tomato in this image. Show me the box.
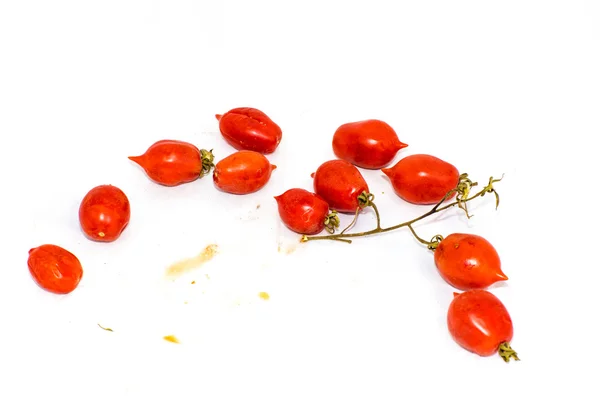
[215,107,282,154]
[128,140,214,186]
[28,244,83,294]
[433,233,507,290]
[79,185,131,242]
[312,160,370,213]
[274,188,338,235]
[447,290,519,362]
[381,154,460,205]
[332,119,408,169]
[213,150,277,194]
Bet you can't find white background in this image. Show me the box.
[1,1,598,399]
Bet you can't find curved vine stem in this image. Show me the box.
[407,224,444,251]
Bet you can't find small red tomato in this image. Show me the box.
[79,185,131,242]
[381,154,460,205]
[28,244,83,294]
[128,140,214,186]
[216,107,282,154]
[213,150,277,194]
[312,160,370,213]
[274,188,339,235]
[332,119,408,169]
[434,233,507,290]
[447,290,519,362]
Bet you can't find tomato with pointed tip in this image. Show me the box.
[447,290,519,362]
[275,188,338,235]
[28,244,83,294]
[312,160,370,213]
[79,185,131,242]
[213,150,277,194]
[128,140,214,186]
[381,154,460,204]
[215,107,282,154]
[332,119,408,169]
[433,233,507,290]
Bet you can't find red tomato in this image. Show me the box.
[28,244,83,294]
[128,140,214,186]
[312,160,369,213]
[447,290,519,361]
[434,233,507,290]
[381,154,460,204]
[79,185,131,242]
[332,119,408,169]
[274,188,337,235]
[216,107,282,154]
[213,150,276,194]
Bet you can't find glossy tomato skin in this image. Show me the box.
[381,154,460,205]
[213,150,276,194]
[28,244,83,294]
[128,140,213,186]
[275,188,330,235]
[216,107,282,154]
[332,119,408,169]
[312,160,369,213]
[434,233,507,290]
[79,185,131,242]
[447,290,514,357]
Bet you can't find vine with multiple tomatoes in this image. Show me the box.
[27,107,518,363]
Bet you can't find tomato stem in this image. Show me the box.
[324,211,341,234]
[498,342,520,362]
[407,224,444,250]
[200,149,215,177]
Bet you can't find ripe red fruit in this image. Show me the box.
[215,107,282,154]
[332,119,408,169]
[79,185,131,242]
[312,160,370,213]
[213,150,277,194]
[128,140,214,186]
[28,244,83,294]
[381,154,460,205]
[447,290,519,362]
[274,188,339,235]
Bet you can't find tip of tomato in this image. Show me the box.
[215,114,222,121]
[496,271,509,281]
[452,292,460,298]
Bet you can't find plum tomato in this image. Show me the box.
[213,150,276,194]
[447,290,519,362]
[434,233,507,290]
[312,160,370,213]
[381,154,460,205]
[274,188,339,235]
[215,107,282,154]
[79,185,131,242]
[28,244,83,294]
[128,140,214,186]
[332,119,408,169]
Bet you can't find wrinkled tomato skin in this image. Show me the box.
[332,119,408,169]
[128,140,205,186]
[312,160,369,213]
[28,244,83,294]
[381,154,460,204]
[434,233,508,290]
[447,290,514,357]
[79,185,131,242]
[216,107,282,154]
[213,150,276,194]
[275,188,330,235]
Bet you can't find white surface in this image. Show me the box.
[1,1,598,399]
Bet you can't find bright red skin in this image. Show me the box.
[332,119,408,169]
[381,154,460,204]
[28,244,83,294]
[79,185,131,242]
[213,150,276,195]
[312,160,369,213]
[216,107,282,154]
[434,233,508,290]
[447,290,514,357]
[275,188,330,235]
[129,140,204,186]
